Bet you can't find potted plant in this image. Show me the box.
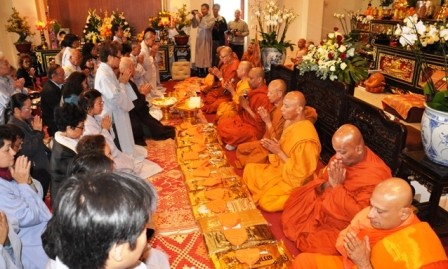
[395,14,448,165]
[251,0,297,71]
[171,4,192,45]
[5,7,34,53]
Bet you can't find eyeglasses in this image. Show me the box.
[21,107,32,112]
[75,126,84,130]
[219,54,229,59]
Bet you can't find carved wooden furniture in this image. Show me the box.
[265,64,297,92]
[398,150,448,236]
[296,71,354,163]
[346,95,407,175]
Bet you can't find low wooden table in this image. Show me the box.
[398,150,448,237]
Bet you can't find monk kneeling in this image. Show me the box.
[242,91,321,212]
[293,178,448,269]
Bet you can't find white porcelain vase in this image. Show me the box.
[261,47,286,71]
[421,104,448,166]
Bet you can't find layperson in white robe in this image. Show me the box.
[94,41,139,156]
[80,89,162,178]
[0,213,23,269]
[0,126,51,269]
[130,41,148,89]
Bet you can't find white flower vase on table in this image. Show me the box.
[421,104,448,166]
[261,47,286,71]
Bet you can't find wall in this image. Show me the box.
[0,0,43,68]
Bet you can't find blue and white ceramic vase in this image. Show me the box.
[421,104,448,166]
[261,47,286,71]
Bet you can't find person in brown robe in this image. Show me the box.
[217,67,271,150]
[202,46,240,113]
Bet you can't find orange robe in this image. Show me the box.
[236,106,318,167]
[282,147,391,255]
[236,104,285,166]
[293,208,448,269]
[202,57,240,113]
[242,120,321,212]
[215,78,250,121]
[217,84,271,146]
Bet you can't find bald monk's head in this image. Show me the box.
[219,46,233,65]
[332,124,365,166]
[248,67,265,89]
[368,178,413,230]
[237,61,253,79]
[281,91,306,121]
[267,79,287,105]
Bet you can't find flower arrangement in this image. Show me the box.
[111,11,131,38]
[395,14,448,112]
[5,7,34,43]
[83,9,102,43]
[298,28,368,85]
[83,9,132,43]
[148,10,172,31]
[171,4,192,36]
[251,0,298,52]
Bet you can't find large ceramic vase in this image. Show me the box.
[261,47,286,71]
[174,35,189,46]
[421,104,448,166]
[14,42,32,53]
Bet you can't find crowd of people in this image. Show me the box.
[0,2,446,268]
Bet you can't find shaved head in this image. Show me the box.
[269,79,287,97]
[248,67,265,89]
[281,91,306,121]
[239,61,252,73]
[368,178,414,229]
[332,124,365,166]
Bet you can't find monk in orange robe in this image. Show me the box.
[235,79,287,166]
[216,61,252,121]
[242,91,321,212]
[241,40,261,68]
[293,178,448,269]
[236,79,318,167]
[202,46,240,113]
[217,67,272,149]
[282,124,392,255]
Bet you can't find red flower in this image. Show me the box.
[320,41,325,46]
[328,53,334,60]
[340,53,347,60]
[334,27,339,31]
[336,35,343,42]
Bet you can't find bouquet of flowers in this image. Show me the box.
[148,10,172,31]
[5,7,34,43]
[111,11,131,39]
[171,4,192,36]
[83,9,133,43]
[83,9,102,43]
[251,0,297,52]
[298,28,368,85]
[395,14,448,112]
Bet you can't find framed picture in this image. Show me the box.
[35,49,60,75]
[158,45,170,76]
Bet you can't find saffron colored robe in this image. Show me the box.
[202,57,240,113]
[242,120,321,212]
[217,84,271,146]
[293,208,448,269]
[216,78,250,121]
[282,147,391,255]
[236,106,318,167]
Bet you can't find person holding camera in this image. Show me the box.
[227,9,249,60]
[192,3,215,78]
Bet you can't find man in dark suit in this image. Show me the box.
[41,64,65,137]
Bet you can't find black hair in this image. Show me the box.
[121,43,132,55]
[42,172,157,269]
[78,89,102,113]
[99,41,122,63]
[76,134,106,156]
[6,124,24,143]
[47,64,62,79]
[67,153,114,176]
[111,24,121,36]
[62,71,87,99]
[54,103,86,132]
[63,33,80,48]
[10,93,29,111]
[0,126,13,148]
